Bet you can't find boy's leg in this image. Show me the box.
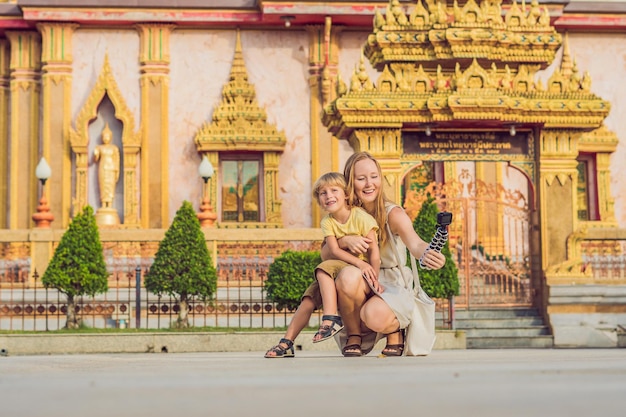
[265,296,316,358]
[316,268,338,317]
[313,264,345,343]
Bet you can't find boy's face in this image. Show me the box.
[317,184,347,214]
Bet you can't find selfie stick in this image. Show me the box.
[419,211,452,270]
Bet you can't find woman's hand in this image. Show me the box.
[420,249,446,270]
[338,235,372,255]
[358,261,384,293]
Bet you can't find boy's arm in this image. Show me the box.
[325,236,369,270]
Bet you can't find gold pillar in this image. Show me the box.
[6,31,41,229]
[350,128,403,203]
[475,162,505,255]
[539,129,580,270]
[0,40,9,228]
[307,18,341,226]
[38,23,79,228]
[595,152,616,224]
[264,151,282,226]
[137,23,175,228]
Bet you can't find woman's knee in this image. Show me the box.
[360,298,397,332]
[335,266,363,296]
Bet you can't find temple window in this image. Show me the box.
[220,155,263,223]
[576,153,599,221]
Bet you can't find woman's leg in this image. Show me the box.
[335,266,370,351]
[360,296,403,350]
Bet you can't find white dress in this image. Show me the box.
[336,203,416,354]
[376,203,416,330]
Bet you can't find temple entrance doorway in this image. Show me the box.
[402,160,535,308]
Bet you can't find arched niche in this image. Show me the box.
[69,55,141,227]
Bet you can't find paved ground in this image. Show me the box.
[1,349,625,417]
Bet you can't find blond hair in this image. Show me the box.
[343,152,390,246]
[312,172,347,205]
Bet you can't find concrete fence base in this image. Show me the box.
[0,330,466,356]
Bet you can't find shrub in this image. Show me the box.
[42,205,108,329]
[144,201,217,328]
[264,250,321,310]
[413,197,459,299]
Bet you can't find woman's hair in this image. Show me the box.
[343,152,390,246]
[312,171,347,204]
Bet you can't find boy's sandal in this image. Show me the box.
[381,329,404,357]
[342,334,363,357]
[312,314,344,343]
[264,338,295,358]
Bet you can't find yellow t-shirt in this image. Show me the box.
[320,207,379,261]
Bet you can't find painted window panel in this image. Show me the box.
[221,158,260,222]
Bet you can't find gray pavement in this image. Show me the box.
[1,349,625,417]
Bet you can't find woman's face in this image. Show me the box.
[352,158,381,208]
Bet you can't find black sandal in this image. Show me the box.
[312,315,344,343]
[342,334,363,357]
[381,329,404,357]
[264,338,295,358]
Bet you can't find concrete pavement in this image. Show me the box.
[1,349,625,417]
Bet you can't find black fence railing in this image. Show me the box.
[0,260,452,331]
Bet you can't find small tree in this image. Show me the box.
[413,197,459,300]
[144,201,217,328]
[264,250,321,310]
[42,205,108,329]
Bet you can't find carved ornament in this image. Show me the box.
[194,31,286,228]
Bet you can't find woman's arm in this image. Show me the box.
[365,228,381,276]
[325,236,377,279]
[388,206,446,270]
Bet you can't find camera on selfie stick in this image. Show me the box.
[419,211,453,270]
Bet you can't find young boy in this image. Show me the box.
[265,172,380,357]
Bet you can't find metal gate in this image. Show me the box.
[407,169,533,308]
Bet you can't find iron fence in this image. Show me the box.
[0,259,452,331]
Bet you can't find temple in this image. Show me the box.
[0,0,625,347]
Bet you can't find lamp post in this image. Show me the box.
[32,157,54,228]
[197,155,217,227]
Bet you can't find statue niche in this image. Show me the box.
[69,55,141,228]
[93,122,121,226]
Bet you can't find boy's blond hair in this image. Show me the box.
[312,172,347,204]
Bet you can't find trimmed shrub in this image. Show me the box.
[264,250,322,310]
[144,201,217,328]
[42,205,108,329]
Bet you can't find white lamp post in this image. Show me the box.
[197,155,217,227]
[32,157,54,228]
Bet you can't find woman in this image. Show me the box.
[264,152,445,358]
[326,152,445,356]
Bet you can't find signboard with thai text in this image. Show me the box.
[403,132,529,157]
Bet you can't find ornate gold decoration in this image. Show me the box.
[324,0,610,139]
[69,55,141,227]
[194,30,286,228]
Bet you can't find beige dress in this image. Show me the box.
[336,203,415,354]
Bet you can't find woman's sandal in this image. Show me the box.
[312,314,344,343]
[342,334,363,357]
[264,338,295,358]
[381,329,405,357]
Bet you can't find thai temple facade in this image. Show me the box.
[0,0,625,347]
